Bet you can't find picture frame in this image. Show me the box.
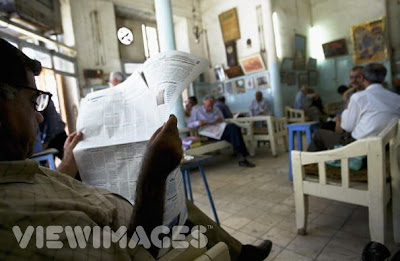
[307,58,317,70]
[322,39,348,58]
[214,65,226,81]
[218,8,241,43]
[224,81,236,95]
[308,71,318,86]
[235,79,246,93]
[255,74,270,89]
[239,53,266,75]
[245,77,255,90]
[294,34,307,70]
[281,57,294,71]
[351,17,388,65]
[298,73,309,86]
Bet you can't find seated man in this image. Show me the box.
[249,91,270,116]
[294,85,322,121]
[308,63,400,151]
[187,95,255,167]
[0,38,270,260]
[109,71,126,87]
[215,96,233,119]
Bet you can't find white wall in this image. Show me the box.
[309,0,386,60]
[69,0,121,87]
[273,0,312,60]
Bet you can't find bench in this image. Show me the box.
[291,120,400,244]
[227,116,288,156]
[285,106,306,123]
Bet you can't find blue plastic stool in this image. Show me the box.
[287,122,319,181]
[180,155,220,225]
[31,148,58,170]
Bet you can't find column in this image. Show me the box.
[263,0,283,117]
[154,0,186,127]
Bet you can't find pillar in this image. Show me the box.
[263,0,283,117]
[154,0,186,127]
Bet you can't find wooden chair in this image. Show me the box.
[285,106,306,123]
[292,120,399,244]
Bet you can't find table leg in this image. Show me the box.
[199,165,220,225]
[185,170,194,203]
[306,129,313,147]
[288,130,294,181]
[296,131,303,151]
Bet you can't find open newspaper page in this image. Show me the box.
[74,51,207,238]
[198,122,227,140]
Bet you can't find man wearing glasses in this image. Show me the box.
[0,38,271,260]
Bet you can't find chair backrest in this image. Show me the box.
[285,106,306,123]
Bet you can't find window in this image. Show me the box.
[142,24,159,59]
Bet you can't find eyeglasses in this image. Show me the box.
[16,85,53,112]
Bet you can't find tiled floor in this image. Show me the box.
[187,147,400,260]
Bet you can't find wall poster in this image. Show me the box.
[351,17,388,65]
[218,8,241,43]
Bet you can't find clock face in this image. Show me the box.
[117,27,133,45]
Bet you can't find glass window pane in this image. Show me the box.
[53,56,75,74]
[22,47,52,68]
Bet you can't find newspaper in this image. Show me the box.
[74,51,207,234]
[198,122,227,140]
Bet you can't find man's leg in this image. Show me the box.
[185,201,271,261]
[221,123,249,157]
[186,200,242,260]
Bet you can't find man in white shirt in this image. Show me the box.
[308,63,400,151]
[249,91,270,116]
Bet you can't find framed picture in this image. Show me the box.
[255,74,270,89]
[322,39,348,58]
[308,71,318,86]
[294,34,306,70]
[245,77,255,90]
[281,72,296,86]
[298,73,309,86]
[224,81,236,95]
[212,83,224,96]
[214,65,226,81]
[351,17,388,65]
[281,58,294,71]
[218,8,241,43]
[235,79,246,93]
[239,53,266,75]
[307,58,317,70]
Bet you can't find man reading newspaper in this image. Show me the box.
[0,38,271,260]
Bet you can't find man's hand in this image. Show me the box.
[216,117,223,123]
[199,120,207,126]
[57,132,83,178]
[141,115,183,182]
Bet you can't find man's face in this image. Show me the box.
[350,69,363,90]
[256,92,262,102]
[203,99,214,112]
[0,70,44,160]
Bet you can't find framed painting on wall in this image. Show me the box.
[351,17,388,65]
[218,8,241,43]
[308,71,318,86]
[294,34,306,70]
[298,73,309,86]
[322,39,348,58]
[255,74,270,89]
[281,57,294,71]
[235,79,246,93]
[239,53,266,74]
[224,81,236,96]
